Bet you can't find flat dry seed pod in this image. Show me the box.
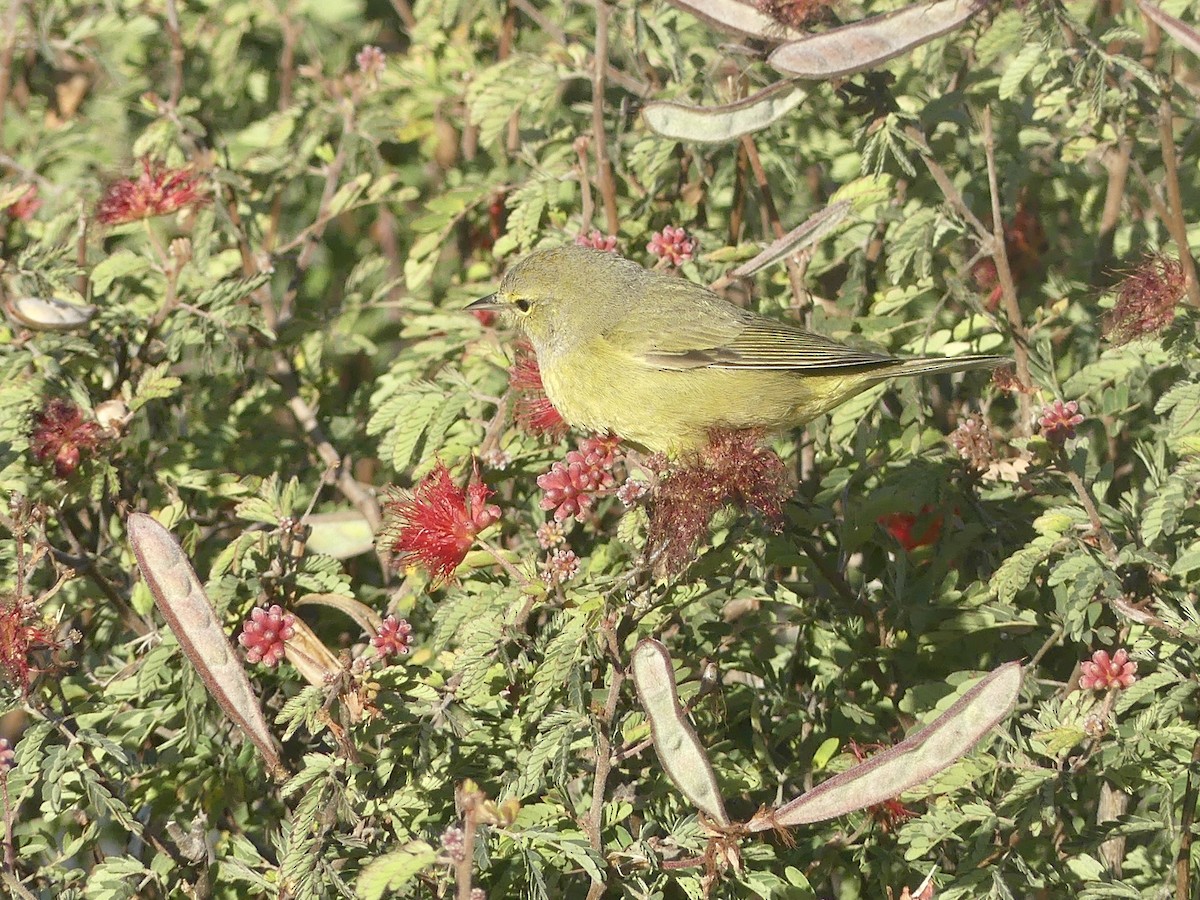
[750,661,1021,831]
[631,639,729,827]
[731,199,851,277]
[642,82,807,143]
[665,0,804,41]
[303,510,375,559]
[4,295,97,331]
[768,0,988,79]
[127,513,287,780]
[1137,0,1200,57]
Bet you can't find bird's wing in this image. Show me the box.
[603,278,895,372]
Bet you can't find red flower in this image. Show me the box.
[508,343,569,441]
[382,462,501,585]
[0,594,57,694]
[96,158,208,226]
[1079,648,1137,691]
[371,615,413,658]
[1105,255,1184,343]
[970,203,1046,311]
[3,185,41,221]
[29,399,105,477]
[537,434,622,522]
[879,505,943,552]
[648,429,791,574]
[238,604,296,668]
[575,230,618,252]
[646,226,696,266]
[1038,399,1084,446]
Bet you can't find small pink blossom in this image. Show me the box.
[356,45,386,78]
[536,521,566,549]
[617,478,648,507]
[646,226,696,266]
[238,605,296,668]
[540,548,580,586]
[575,230,618,252]
[1038,399,1085,446]
[441,826,466,862]
[949,414,995,471]
[0,738,13,775]
[371,615,413,658]
[1079,648,1138,691]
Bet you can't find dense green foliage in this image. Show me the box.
[1,0,1199,897]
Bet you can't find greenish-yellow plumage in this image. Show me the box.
[469,245,1005,455]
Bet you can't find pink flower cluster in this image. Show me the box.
[30,399,104,478]
[372,615,413,658]
[1106,255,1183,343]
[1038,399,1084,446]
[646,226,695,266]
[540,548,580,586]
[238,605,296,668]
[1079,649,1137,691]
[575,230,618,252]
[0,738,13,775]
[537,435,621,522]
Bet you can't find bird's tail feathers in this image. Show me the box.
[872,354,1009,382]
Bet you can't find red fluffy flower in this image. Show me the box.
[382,462,501,585]
[3,185,41,221]
[509,343,568,441]
[648,429,791,575]
[29,399,104,477]
[1105,255,1184,343]
[879,505,943,552]
[96,158,208,226]
[0,594,57,694]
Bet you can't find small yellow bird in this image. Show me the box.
[468,245,1005,455]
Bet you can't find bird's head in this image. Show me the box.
[467,245,647,357]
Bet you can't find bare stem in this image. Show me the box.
[583,627,624,900]
[0,0,27,143]
[1176,736,1200,900]
[163,0,185,109]
[981,108,1032,426]
[591,1,619,237]
[740,135,807,311]
[1156,96,1200,306]
[1060,462,1119,563]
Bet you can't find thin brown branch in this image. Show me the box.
[1060,464,1119,563]
[1156,96,1200,306]
[583,626,624,900]
[0,0,27,143]
[1093,136,1132,283]
[389,0,418,31]
[1176,736,1200,900]
[591,2,619,237]
[270,356,382,532]
[511,0,648,96]
[739,135,808,312]
[163,0,185,110]
[981,108,1032,425]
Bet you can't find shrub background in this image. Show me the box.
[1,0,1199,897]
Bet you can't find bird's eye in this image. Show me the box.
[514,298,532,313]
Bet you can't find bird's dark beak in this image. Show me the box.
[465,293,503,312]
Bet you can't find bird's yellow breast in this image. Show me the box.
[537,337,872,455]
